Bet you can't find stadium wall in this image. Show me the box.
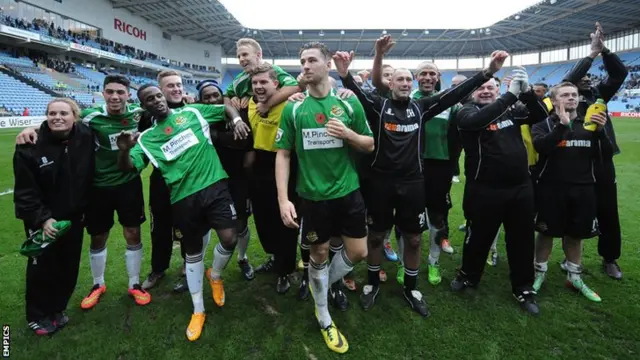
[4,112,639,130]
[22,0,222,69]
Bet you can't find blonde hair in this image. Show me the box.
[549,81,578,100]
[157,70,181,84]
[236,38,262,54]
[46,98,81,121]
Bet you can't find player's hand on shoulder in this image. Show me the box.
[337,88,355,99]
[240,96,251,109]
[256,102,269,117]
[182,94,195,104]
[288,92,306,102]
[230,97,242,110]
[16,127,38,145]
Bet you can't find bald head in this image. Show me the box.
[415,61,439,93]
[452,75,467,87]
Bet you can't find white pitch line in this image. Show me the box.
[0,189,14,196]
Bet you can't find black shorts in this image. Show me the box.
[86,176,146,235]
[228,176,251,221]
[172,180,237,245]
[365,177,428,234]
[299,190,367,244]
[423,159,453,214]
[535,182,598,239]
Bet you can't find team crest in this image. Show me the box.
[330,105,344,117]
[175,116,186,126]
[306,231,319,243]
[133,113,142,123]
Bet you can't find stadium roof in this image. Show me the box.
[111,0,640,58]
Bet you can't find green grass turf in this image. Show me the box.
[1,118,640,360]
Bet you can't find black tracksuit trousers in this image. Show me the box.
[25,218,84,322]
[595,158,621,262]
[249,150,299,277]
[149,169,185,274]
[461,181,535,294]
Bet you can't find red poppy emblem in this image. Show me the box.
[315,113,326,124]
[164,126,173,135]
[121,119,129,126]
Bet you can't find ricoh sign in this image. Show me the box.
[114,18,147,41]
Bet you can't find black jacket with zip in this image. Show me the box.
[457,90,549,187]
[532,114,614,184]
[562,50,628,155]
[14,121,94,229]
[341,70,492,180]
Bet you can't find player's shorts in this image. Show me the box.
[86,176,146,235]
[228,176,251,221]
[365,177,428,234]
[217,146,251,222]
[299,189,367,245]
[423,159,453,215]
[535,182,598,239]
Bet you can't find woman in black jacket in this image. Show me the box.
[13,98,94,335]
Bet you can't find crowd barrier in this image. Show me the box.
[0,113,638,130]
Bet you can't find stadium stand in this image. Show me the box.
[2,44,640,116]
[0,72,54,116]
[0,13,219,75]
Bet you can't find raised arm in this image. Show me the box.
[563,57,595,86]
[458,66,529,130]
[563,22,604,85]
[457,93,519,130]
[420,51,509,120]
[517,89,550,125]
[255,69,300,115]
[563,22,628,102]
[334,51,384,115]
[597,50,629,102]
[371,35,395,92]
